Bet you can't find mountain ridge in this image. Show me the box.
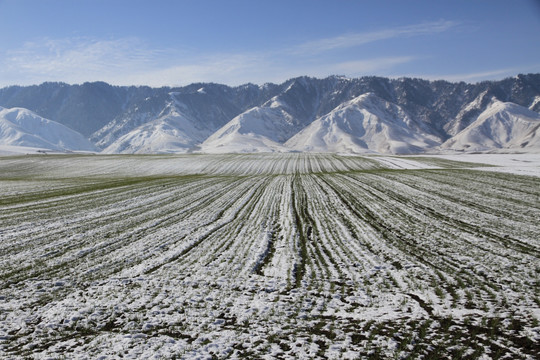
[0,106,97,152]
[1,74,539,154]
[285,93,442,154]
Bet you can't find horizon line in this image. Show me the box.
[2,72,538,89]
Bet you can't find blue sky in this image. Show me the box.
[1,0,539,87]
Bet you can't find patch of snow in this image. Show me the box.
[428,153,540,177]
[529,95,540,110]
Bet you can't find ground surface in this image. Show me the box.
[0,153,539,359]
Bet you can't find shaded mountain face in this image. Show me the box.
[0,82,138,137]
[0,74,539,154]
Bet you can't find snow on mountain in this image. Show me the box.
[198,105,290,153]
[197,128,286,153]
[102,103,217,154]
[92,109,160,150]
[530,96,540,112]
[199,77,351,153]
[2,75,540,154]
[444,90,493,137]
[285,93,441,154]
[441,99,540,151]
[91,91,188,150]
[0,106,97,152]
[96,88,245,152]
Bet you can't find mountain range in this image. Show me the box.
[1,74,539,154]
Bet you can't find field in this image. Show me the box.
[0,153,539,359]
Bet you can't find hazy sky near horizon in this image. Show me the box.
[1,0,539,87]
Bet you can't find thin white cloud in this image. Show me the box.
[327,57,417,75]
[2,37,166,85]
[119,56,418,87]
[0,20,457,86]
[439,69,520,82]
[121,54,270,86]
[292,20,458,55]
[416,66,540,83]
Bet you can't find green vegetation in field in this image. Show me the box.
[0,153,538,359]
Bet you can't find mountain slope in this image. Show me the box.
[199,79,328,153]
[198,106,289,153]
[441,100,540,151]
[102,115,202,154]
[1,74,540,154]
[285,93,441,154]
[93,85,248,150]
[102,93,229,154]
[0,106,96,152]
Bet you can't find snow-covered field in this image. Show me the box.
[1,153,539,359]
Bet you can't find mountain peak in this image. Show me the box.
[441,99,540,151]
[1,74,539,154]
[0,106,97,152]
[286,91,441,154]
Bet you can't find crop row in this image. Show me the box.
[0,153,538,359]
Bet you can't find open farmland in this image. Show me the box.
[0,153,539,359]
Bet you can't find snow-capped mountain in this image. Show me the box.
[0,106,97,152]
[102,91,234,153]
[443,90,494,137]
[199,106,289,153]
[94,85,248,151]
[286,93,441,154]
[102,112,204,154]
[200,80,324,153]
[1,74,539,154]
[441,100,540,151]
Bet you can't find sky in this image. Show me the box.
[0,0,539,87]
